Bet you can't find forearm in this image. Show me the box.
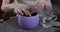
[1,3,14,11]
[1,0,14,11]
[4,3,14,9]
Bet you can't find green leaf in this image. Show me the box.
[26,5,32,10]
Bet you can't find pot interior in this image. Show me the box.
[22,12,37,17]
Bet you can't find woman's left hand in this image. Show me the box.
[30,0,45,14]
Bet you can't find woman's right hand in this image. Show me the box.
[14,3,31,16]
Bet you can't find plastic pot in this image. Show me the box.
[18,13,39,30]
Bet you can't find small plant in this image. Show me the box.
[26,5,32,10]
[22,5,37,17]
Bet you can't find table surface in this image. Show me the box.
[0,17,54,32]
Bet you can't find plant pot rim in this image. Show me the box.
[18,14,39,18]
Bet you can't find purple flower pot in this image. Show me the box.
[18,13,39,30]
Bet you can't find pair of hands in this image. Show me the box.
[1,0,45,16]
[14,0,45,16]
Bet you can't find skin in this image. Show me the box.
[1,0,14,11]
[1,0,52,16]
[45,0,52,11]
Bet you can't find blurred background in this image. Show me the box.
[0,0,60,32]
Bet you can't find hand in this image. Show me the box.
[14,3,31,16]
[44,0,52,11]
[30,0,45,14]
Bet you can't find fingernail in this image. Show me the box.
[16,14,19,16]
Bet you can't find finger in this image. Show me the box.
[38,5,43,10]
[27,11,31,16]
[21,8,28,15]
[14,9,19,16]
[36,1,43,8]
[46,5,51,10]
[33,5,38,11]
[15,9,18,14]
[37,3,42,8]
[31,6,37,12]
[31,7,41,14]
[18,8,24,15]
[35,2,40,7]
[31,11,37,14]
[37,4,44,11]
[30,6,38,14]
[16,14,21,16]
[16,14,19,16]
